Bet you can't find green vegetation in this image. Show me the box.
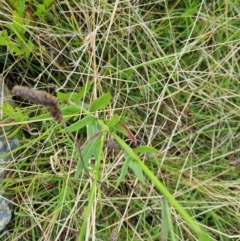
[0,0,240,240]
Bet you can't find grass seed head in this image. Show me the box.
[12,85,62,122]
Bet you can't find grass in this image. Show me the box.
[0,0,240,240]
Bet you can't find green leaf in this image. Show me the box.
[117,151,145,185]
[114,122,136,143]
[5,22,14,31]
[8,43,24,56]
[57,83,90,103]
[8,0,15,7]
[135,146,158,154]
[17,0,26,17]
[3,102,15,116]
[75,128,101,178]
[0,38,8,46]
[12,10,24,35]
[15,107,29,121]
[1,30,8,38]
[61,101,89,114]
[56,91,66,101]
[44,0,54,8]
[25,40,34,58]
[87,121,102,160]
[61,105,81,115]
[128,159,145,184]
[107,114,120,128]
[116,152,132,186]
[67,116,94,132]
[75,120,103,178]
[68,92,85,103]
[90,93,111,111]
[35,4,46,18]
[31,112,51,121]
[77,81,91,101]
[0,31,9,46]
[2,103,28,122]
[162,198,177,241]
[7,125,22,139]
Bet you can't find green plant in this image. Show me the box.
[1,0,240,240]
[4,83,213,240]
[0,0,54,57]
